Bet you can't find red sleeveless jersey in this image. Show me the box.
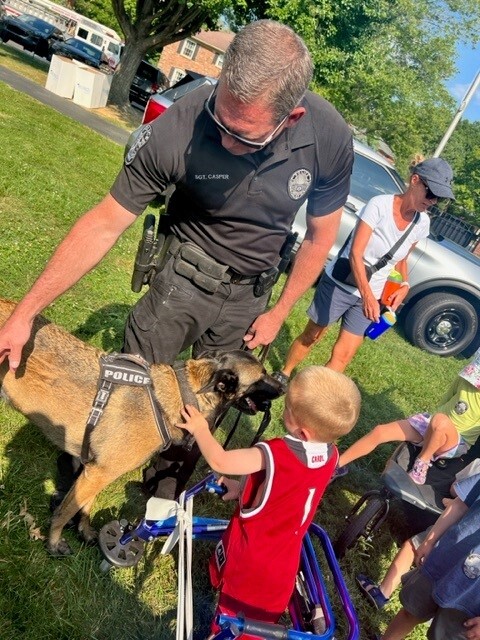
[209,437,338,628]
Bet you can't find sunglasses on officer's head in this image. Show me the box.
[204,89,288,149]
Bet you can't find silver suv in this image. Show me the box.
[292,140,480,357]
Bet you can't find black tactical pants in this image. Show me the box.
[124,255,270,499]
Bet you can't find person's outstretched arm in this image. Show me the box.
[177,405,264,476]
[0,194,137,371]
[415,496,468,565]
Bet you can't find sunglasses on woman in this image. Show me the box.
[204,89,288,149]
[420,179,439,201]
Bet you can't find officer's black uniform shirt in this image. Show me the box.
[111,84,353,275]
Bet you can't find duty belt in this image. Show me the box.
[167,237,259,288]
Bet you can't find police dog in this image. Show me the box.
[0,299,284,556]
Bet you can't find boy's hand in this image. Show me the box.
[218,476,241,501]
[176,404,209,435]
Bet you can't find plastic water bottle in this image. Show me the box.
[380,270,403,306]
[365,309,397,340]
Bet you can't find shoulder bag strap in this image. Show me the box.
[337,229,354,258]
[370,210,420,274]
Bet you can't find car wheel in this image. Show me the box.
[403,292,478,356]
[0,30,9,43]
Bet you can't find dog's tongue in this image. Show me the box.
[246,397,257,412]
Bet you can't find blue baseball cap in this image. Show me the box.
[413,158,455,200]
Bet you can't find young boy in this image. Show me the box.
[177,366,361,636]
[376,471,480,640]
[337,348,480,484]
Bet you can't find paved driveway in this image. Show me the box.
[0,64,130,145]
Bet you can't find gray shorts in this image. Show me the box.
[307,274,371,336]
[400,569,470,640]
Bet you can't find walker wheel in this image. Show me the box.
[98,520,145,568]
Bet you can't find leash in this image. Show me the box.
[174,361,202,453]
[222,343,272,450]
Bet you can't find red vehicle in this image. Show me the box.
[141,71,216,124]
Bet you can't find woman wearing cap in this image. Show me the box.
[276,156,455,381]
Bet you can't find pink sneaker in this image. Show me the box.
[408,458,430,485]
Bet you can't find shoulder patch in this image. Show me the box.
[288,169,312,200]
[125,125,152,166]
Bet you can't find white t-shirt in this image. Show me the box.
[326,194,430,298]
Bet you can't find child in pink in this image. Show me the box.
[177,365,360,636]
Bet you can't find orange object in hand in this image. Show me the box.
[380,270,403,306]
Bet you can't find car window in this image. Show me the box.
[108,42,121,56]
[70,39,101,59]
[350,153,405,203]
[19,15,52,35]
[137,63,160,83]
[161,78,212,103]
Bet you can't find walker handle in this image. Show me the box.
[217,615,288,639]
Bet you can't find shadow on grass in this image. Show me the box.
[0,408,269,639]
[71,302,131,352]
[0,421,188,639]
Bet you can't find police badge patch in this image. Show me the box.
[125,125,152,165]
[454,400,469,415]
[288,169,312,200]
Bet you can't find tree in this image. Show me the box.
[224,0,480,213]
[442,119,480,224]
[106,0,232,108]
[69,0,122,32]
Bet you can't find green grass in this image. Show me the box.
[0,74,465,639]
[0,43,142,131]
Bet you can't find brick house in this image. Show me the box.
[158,30,234,85]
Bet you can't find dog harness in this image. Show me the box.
[80,353,198,464]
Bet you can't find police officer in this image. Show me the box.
[0,20,353,499]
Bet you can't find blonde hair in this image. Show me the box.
[409,153,425,173]
[286,366,360,441]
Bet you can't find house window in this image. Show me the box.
[180,39,197,59]
[214,53,224,69]
[170,68,186,83]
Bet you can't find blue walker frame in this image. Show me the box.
[98,473,360,640]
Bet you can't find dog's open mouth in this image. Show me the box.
[234,376,285,415]
[235,396,259,415]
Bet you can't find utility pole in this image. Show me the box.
[433,67,480,157]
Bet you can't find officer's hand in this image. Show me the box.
[0,314,33,372]
[243,310,282,350]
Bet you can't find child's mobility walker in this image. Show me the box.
[333,437,480,558]
[98,473,360,640]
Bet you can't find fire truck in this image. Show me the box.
[3,0,123,67]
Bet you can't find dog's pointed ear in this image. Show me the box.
[198,369,239,395]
